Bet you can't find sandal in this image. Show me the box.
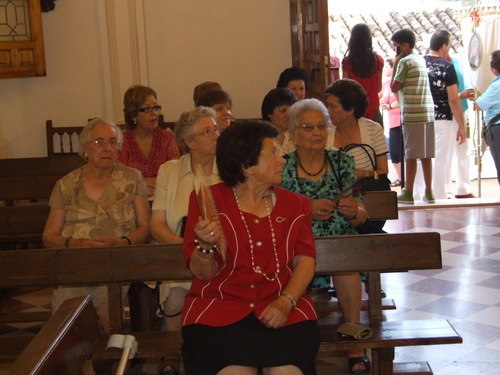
[390,179,401,187]
[347,354,371,374]
[157,356,180,375]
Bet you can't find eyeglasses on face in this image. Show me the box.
[89,137,120,148]
[193,126,220,137]
[297,123,329,132]
[137,105,162,113]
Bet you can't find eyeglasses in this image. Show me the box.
[89,137,120,148]
[137,105,162,113]
[193,126,220,137]
[297,123,329,132]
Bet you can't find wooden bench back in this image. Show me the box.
[0,233,441,330]
[0,155,85,202]
[7,296,100,375]
[46,116,172,157]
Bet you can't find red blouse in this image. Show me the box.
[119,127,180,177]
[182,183,317,327]
[342,53,384,120]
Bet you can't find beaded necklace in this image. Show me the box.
[296,150,328,177]
[233,188,280,282]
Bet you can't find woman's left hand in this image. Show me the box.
[258,296,292,329]
[337,197,359,220]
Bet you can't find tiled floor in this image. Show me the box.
[1,180,499,375]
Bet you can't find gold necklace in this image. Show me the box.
[233,188,280,282]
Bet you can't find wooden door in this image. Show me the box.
[290,0,329,99]
[0,0,46,78]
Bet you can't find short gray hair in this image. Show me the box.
[175,106,217,153]
[78,118,123,158]
[287,98,331,133]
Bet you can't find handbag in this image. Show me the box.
[340,143,390,234]
[337,322,373,340]
[341,143,391,194]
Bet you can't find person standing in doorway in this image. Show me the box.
[446,54,475,198]
[390,29,436,204]
[424,30,466,200]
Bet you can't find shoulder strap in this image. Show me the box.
[341,143,377,170]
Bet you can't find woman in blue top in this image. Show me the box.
[279,99,370,374]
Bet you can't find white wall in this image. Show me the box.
[0,0,292,158]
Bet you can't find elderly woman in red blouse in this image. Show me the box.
[119,85,180,196]
[181,120,319,375]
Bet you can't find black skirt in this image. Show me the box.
[182,313,320,375]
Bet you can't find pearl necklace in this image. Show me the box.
[233,188,280,282]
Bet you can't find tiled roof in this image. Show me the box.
[329,6,496,58]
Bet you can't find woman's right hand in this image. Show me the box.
[311,199,336,221]
[194,217,219,248]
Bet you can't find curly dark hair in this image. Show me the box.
[276,67,309,90]
[216,120,278,187]
[324,79,369,120]
[261,88,298,121]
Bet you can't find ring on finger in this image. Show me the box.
[317,210,322,216]
[210,231,215,237]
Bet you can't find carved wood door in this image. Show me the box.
[290,0,329,99]
[0,0,46,78]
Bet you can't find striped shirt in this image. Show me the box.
[394,53,435,124]
[326,118,388,172]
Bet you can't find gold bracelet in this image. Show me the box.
[280,293,297,308]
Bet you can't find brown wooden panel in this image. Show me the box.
[8,296,100,375]
[363,191,398,220]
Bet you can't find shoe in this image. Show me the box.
[347,352,371,374]
[397,189,414,204]
[327,287,337,299]
[157,356,180,375]
[423,189,436,203]
[390,179,401,187]
[455,193,475,198]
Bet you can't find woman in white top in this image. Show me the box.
[325,79,388,182]
[325,78,389,235]
[150,106,221,334]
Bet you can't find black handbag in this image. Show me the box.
[340,143,390,234]
[341,143,391,194]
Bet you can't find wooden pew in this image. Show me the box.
[0,154,85,249]
[7,295,101,375]
[0,234,461,375]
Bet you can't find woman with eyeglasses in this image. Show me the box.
[120,85,181,196]
[149,106,221,374]
[42,118,151,332]
[279,99,370,375]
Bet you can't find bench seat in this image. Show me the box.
[90,319,461,375]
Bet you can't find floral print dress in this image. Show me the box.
[280,149,359,288]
